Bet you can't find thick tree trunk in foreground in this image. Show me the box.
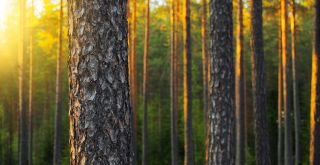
[310,0,320,164]
[250,0,271,164]
[207,1,234,164]
[170,0,179,164]
[280,0,293,164]
[290,1,300,164]
[277,10,283,165]
[235,0,245,164]
[19,0,28,164]
[53,0,63,164]
[68,1,132,164]
[183,0,194,164]
[142,0,150,164]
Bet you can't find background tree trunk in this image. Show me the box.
[310,0,320,164]
[280,0,293,164]
[250,0,271,164]
[202,0,208,133]
[142,0,150,164]
[290,1,300,164]
[28,0,34,164]
[277,9,283,165]
[170,0,179,164]
[131,1,138,163]
[53,0,63,164]
[19,0,28,164]
[183,0,194,164]
[68,1,133,164]
[208,0,234,164]
[235,0,245,164]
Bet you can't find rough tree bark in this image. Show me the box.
[277,9,283,165]
[235,0,245,164]
[170,0,179,164]
[53,0,63,164]
[207,0,234,164]
[290,1,300,164]
[19,0,28,164]
[310,0,320,164]
[68,1,133,164]
[183,0,194,164]
[142,0,149,164]
[250,0,271,164]
[28,0,34,164]
[280,0,293,164]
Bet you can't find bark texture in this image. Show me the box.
[183,0,194,164]
[310,0,320,164]
[68,1,133,164]
[290,1,300,164]
[235,0,245,164]
[170,0,179,164]
[281,0,293,164]
[53,0,63,164]
[142,0,149,164]
[250,0,271,164]
[19,0,28,164]
[208,0,235,164]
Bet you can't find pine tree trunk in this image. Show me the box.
[68,1,133,164]
[310,0,320,164]
[277,9,283,165]
[280,0,293,164]
[131,1,138,163]
[250,0,271,164]
[235,0,245,164]
[19,0,28,164]
[183,0,194,164]
[28,1,34,164]
[208,1,234,164]
[53,1,63,164]
[290,1,300,164]
[142,0,149,164]
[170,0,179,164]
[202,0,208,132]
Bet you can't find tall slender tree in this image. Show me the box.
[127,1,137,165]
[250,0,271,164]
[28,0,34,164]
[208,0,234,164]
[170,0,179,164]
[202,0,208,128]
[68,1,133,164]
[131,1,138,163]
[310,0,320,164]
[290,1,300,164]
[183,0,194,164]
[142,0,150,164]
[235,0,245,164]
[19,0,28,164]
[277,8,283,165]
[281,0,293,164]
[53,0,63,164]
